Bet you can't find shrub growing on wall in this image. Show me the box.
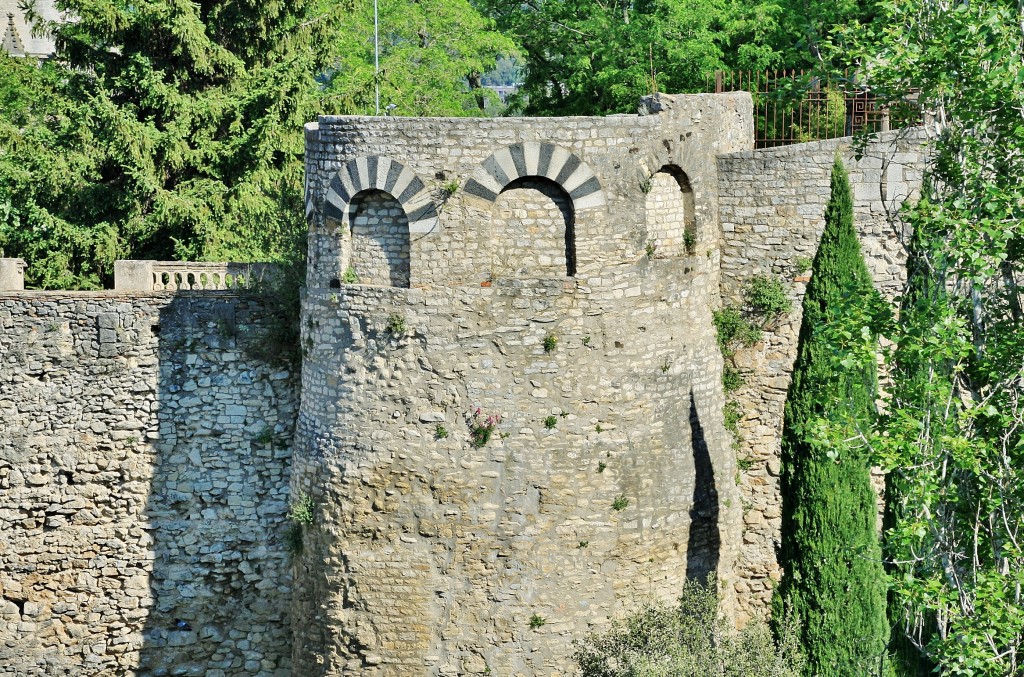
[773,156,888,675]
[575,576,804,677]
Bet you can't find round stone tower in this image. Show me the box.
[292,94,753,676]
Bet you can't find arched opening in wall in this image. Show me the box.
[491,177,576,278]
[348,189,411,288]
[645,166,696,257]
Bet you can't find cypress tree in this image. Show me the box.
[774,155,888,675]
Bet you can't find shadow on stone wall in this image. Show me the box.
[138,296,296,676]
[686,390,720,581]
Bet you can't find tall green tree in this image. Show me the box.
[480,0,783,115]
[774,156,888,676]
[0,0,510,288]
[846,1,1024,672]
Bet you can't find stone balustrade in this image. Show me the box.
[114,260,272,291]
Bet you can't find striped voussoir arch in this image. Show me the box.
[464,142,606,211]
[321,156,438,234]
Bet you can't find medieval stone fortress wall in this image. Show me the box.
[0,92,927,676]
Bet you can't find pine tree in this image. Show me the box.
[774,155,888,675]
[2,0,510,288]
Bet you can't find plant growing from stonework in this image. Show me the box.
[683,229,697,253]
[386,312,406,335]
[773,156,888,676]
[744,274,792,319]
[468,408,501,448]
[342,266,359,284]
[289,492,316,526]
[543,415,558,429]
[284,522,304,558]
[529,614,547,629]
[442,179,460,197]
[434,424,449,439]
[712,306,763,358]
[611,495,629,511]
[543,333,558,353]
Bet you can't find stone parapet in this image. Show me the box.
[0,258,26,291]
[114,260,273,291]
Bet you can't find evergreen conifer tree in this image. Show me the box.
[774,155,888,675]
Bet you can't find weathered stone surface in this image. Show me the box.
[0,95,928,677]
[718,129,929,623]
[0,292,298,676]
[294,93,754,676]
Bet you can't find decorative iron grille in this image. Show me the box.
[709,70,921,148]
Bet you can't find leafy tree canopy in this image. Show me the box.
[0,0,510,288]
[480,0,785,115]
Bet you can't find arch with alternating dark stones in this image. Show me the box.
[321,156,438,234]
[464,142,606,211]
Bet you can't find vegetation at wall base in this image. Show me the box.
[574,575,805,677]
[773,156,888,675]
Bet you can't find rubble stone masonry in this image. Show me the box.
[0,96,928,676]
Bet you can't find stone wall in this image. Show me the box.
[350,191,412,287]
[0,292,298,676]
[294,92,754,676]
[492,177,575,278]
[716,128,929,621]
[645,170,694,257]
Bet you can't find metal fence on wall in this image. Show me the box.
[709,70,920,148]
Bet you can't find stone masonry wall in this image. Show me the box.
[294,92,755,676]
[0,292,298,676]
[491,178,575,278]
[645,171,693,258]
[350,190,411,287]
[716,129,929,622]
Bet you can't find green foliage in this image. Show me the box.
[713,307,763,357]
[543,415,558,430]
[611,495,629,511]
[683,230,697,253]
[434,424,449,439]
[774,156,888,675]
[722,363,744,393]
[441,179,461,197]
[794,256,813,275]
[342,266,359,284]
[574,576,805,677]
[1,0,510,288]
[645,241,657,258]
[0,54,114,288]
[284,522,305,557]
[597,461,607,473]
[529,614,547,629]
[744,275,792,318]
[469,408,501,447]
[543,333,558,353]
[482,0,784,115]
[289,492,316,526]
[324,0,514,116]
[769,0,881,70]
[255,426,277,446]
[386,313,407,335]
[723,400,742,435]
[245,254,305,369]
[849,3,1024,672]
